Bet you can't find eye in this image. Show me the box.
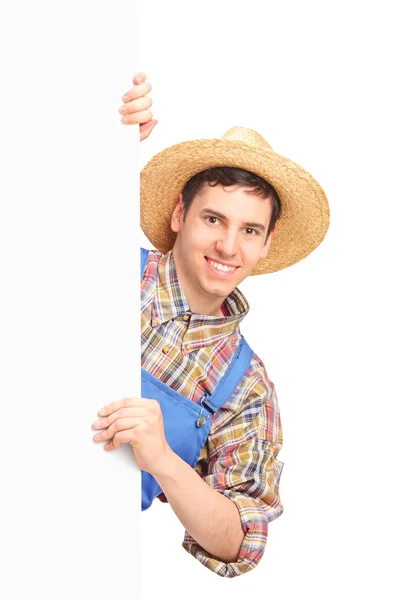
[244,228,259,236]
[206,216,220,225]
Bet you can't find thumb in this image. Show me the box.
[139,119,158,141]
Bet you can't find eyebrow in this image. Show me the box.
[200,208,266,232]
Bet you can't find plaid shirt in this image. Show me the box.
[141,249,284,578]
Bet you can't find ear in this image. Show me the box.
[171,193,184,233]
[259,231,273,259]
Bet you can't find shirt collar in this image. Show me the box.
[151,251,250,348]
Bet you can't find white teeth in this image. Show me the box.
[209,260,236,272]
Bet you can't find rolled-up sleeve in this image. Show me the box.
[182,364,284,577]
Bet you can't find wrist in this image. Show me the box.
[151,445,179,481]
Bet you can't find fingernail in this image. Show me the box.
[119,106,128,115]
[121,116,129,124]
[98,408,105,416]
[122,94,130,102]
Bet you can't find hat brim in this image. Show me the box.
[140,138,330,275]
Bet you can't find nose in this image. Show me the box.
[215,228,240,258]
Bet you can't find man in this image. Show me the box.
[92,73,330,577]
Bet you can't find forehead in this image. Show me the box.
[192,183,272,220]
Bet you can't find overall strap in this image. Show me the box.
[140,247,150,279]
[202,337,254,414]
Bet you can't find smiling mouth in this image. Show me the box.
[205,257,239,274]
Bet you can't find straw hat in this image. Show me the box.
[140,126,330,275]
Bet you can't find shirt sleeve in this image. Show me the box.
[181,360,284,578]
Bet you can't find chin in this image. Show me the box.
[202,280,235,298]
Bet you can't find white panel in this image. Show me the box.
[0,2,142,598]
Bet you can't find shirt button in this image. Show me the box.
[184,344,190,352]
[183,314,190,321]
[162,345,170,354]
[153,317,161,326]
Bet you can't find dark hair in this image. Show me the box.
[181,167,281,241]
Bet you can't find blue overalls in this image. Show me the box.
[140,248,254,511]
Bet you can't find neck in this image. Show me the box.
[172,247,226,317]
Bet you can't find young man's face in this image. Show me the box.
[171,183,273,305]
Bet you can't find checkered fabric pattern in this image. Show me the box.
[141,249,284,577]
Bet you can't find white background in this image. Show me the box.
[138,1,400,599]
[0,1,399,599]
[0,2,143,599]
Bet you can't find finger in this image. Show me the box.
[93,417,142,442]
[133,71,146,85]
[119,95,153,116]
[121,81,152,103]
[105,429,138,451]
[121,109,153,126]
[98,397,147,417]
[139,120,158,142]
[92,407,146,430]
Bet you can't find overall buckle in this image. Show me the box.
[196,395,217,427]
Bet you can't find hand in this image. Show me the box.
[92,397,172,477]
[119,72,158,141]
